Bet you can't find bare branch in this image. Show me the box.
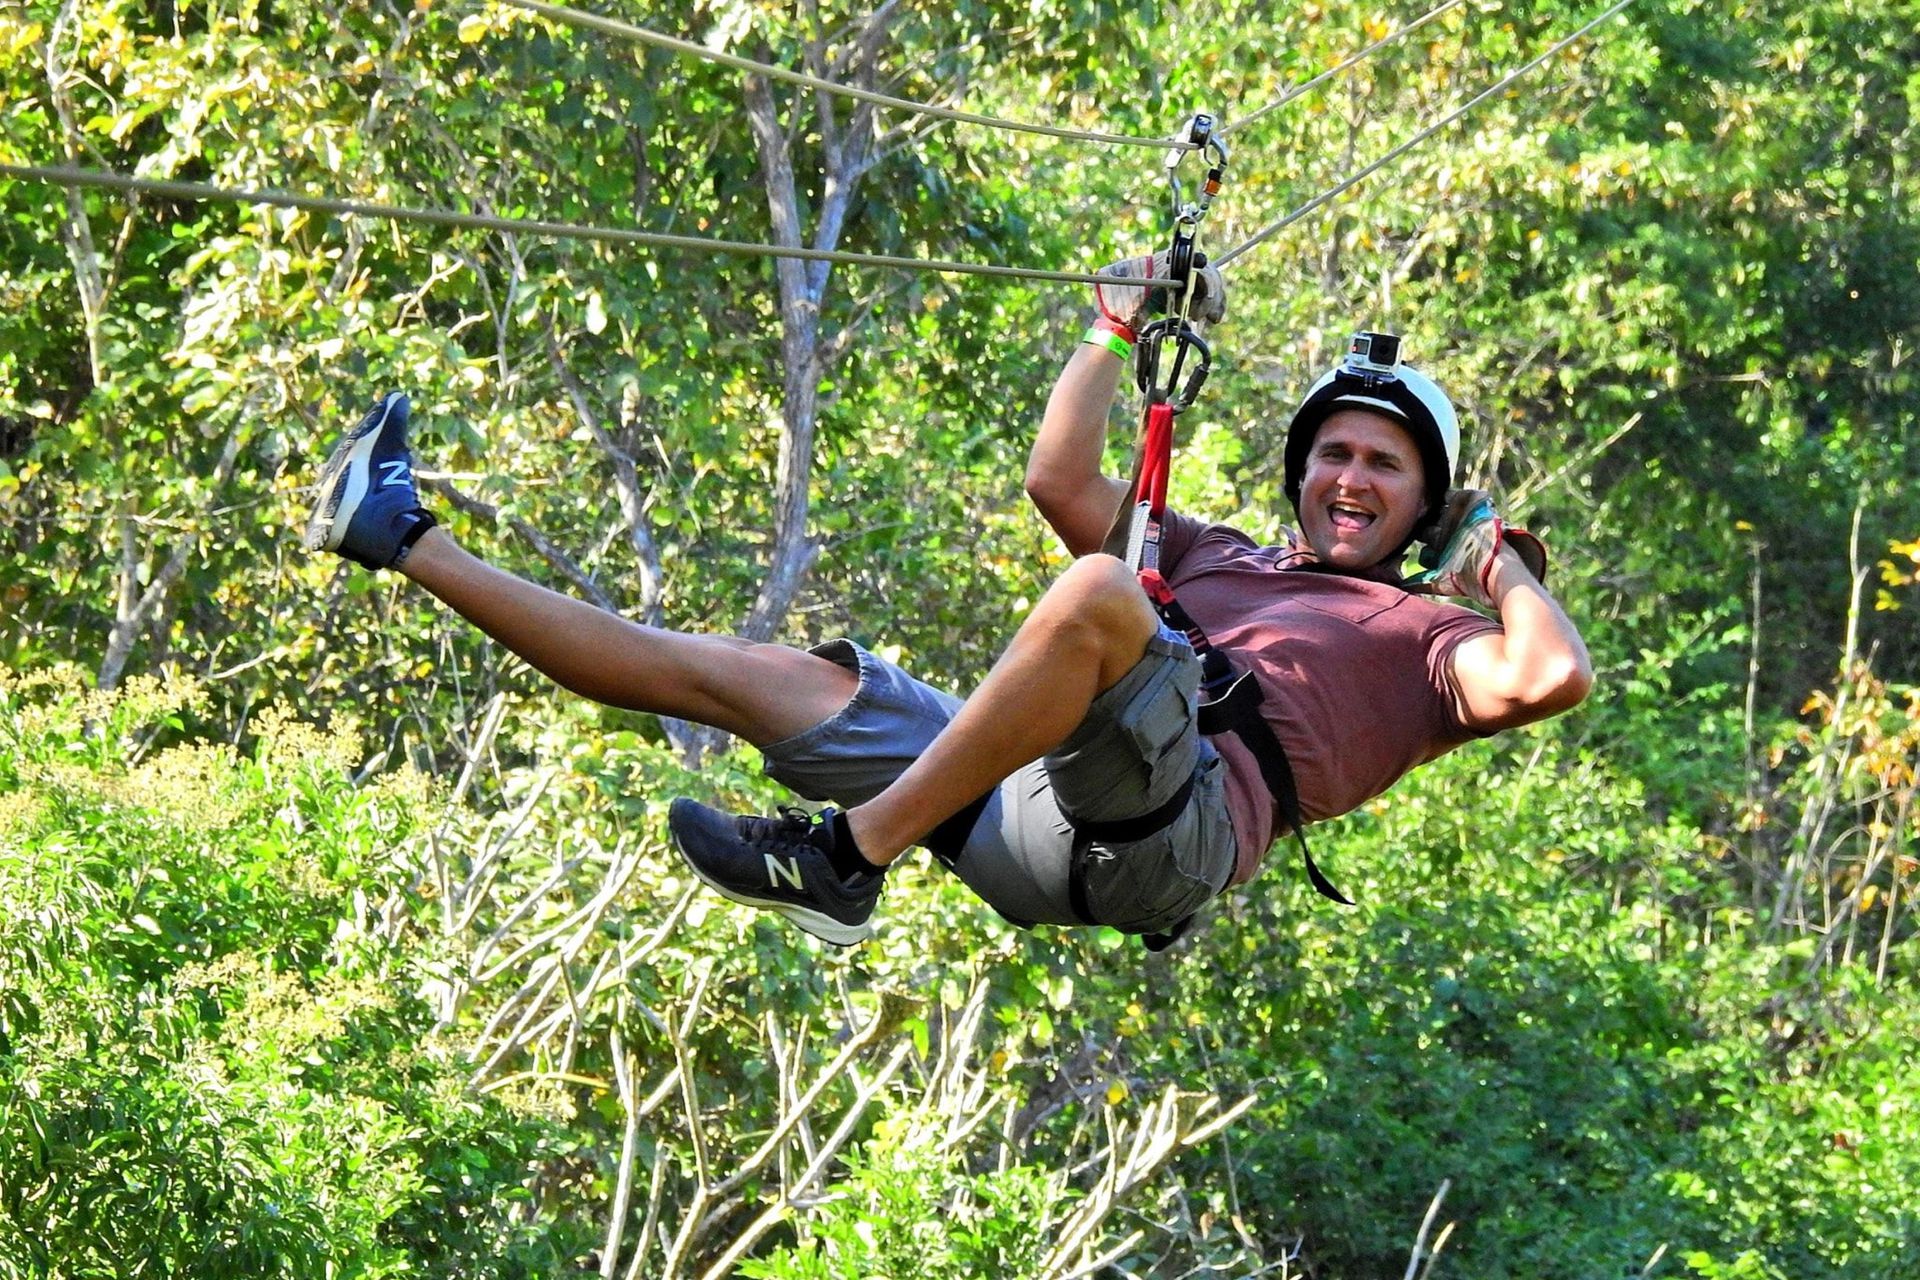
[707,994,911,1206]
[419,473,618,611]
[1039,1088,1256,1278]
[1403,1179,1453,1280]
[697,1040,916,1280]
[546,335,666,626]
[602,1026,643,1279]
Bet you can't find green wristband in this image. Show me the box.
[1082,325,1133,360]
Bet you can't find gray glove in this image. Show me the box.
[1093,249,1227,333]
[1406,488,1549,609]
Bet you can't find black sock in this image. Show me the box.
[826,811,882,881]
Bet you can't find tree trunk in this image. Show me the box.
[735,9,891,645]
[739,74,825,645]
[44,0,109,387]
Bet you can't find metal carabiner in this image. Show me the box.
[1164,113,1215,214]
[1159,112,1230,328]
[1134,317,1212,412]
[1165,113,1230,225]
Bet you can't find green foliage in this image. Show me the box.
[735,1122,1072,1280]
[0,669,586,1277]
[1127,734,1920,1277]
[1,0,1917,1274]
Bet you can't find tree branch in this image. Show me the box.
[418,474,618,611]
[98,421,246,689]
[545,335,665,626]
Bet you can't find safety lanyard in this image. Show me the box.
[1112,113,1224,578]
[1115,115,1222,639]
[1124,336,1209,576]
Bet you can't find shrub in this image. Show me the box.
[0,667,586,1278]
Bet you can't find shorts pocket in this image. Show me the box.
[1049,637,1201,823]
[1117,652,1199,772]
[1073,759,1233,935]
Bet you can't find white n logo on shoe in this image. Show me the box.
[765,854,804,891]
[378,459,412,488]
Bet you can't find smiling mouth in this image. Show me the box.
[1329,503,1376,532]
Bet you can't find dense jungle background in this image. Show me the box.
[2,0,1918,1275]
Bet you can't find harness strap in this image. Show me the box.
[1069,765,1199,845]
[1141,913,1197,952]
[1065,830,1099,927]
[1064,845,1199,953]
[1194,673,1355,907]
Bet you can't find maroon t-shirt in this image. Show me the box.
[1158,512,1502,885]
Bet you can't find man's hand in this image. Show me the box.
[1093,250,1227,334]
[1407,489,1548,610]
[1440,488,1588,730]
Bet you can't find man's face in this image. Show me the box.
[1296,409,1428,570]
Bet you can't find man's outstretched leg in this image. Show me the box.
[307,392,1170,947]
[305,392,858,746]
[668,552,1164,943]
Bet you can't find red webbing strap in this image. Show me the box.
[1130,399,1175,572]
[1098,394,1176,564]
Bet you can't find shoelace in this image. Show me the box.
[757,806,826,852]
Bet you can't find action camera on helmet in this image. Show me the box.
[1342,331,1403,381]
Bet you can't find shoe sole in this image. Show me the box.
[668,822,874,948]
[304,393,406,554]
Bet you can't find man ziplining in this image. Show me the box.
[303,256,1591,949]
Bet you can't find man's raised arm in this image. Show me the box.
[1028,252,1227,557]
[1026,344,1132,558]
[1413,490,1592,732]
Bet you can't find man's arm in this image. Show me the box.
[1448,546,1593,732]
[1025,343,1132,557]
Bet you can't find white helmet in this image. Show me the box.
[1282,333,1460,548]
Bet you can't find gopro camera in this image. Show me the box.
[1344,331,1403,378]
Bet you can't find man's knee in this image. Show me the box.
[741,642,860,704]
[1033,556,1160,685]
[1051,555,1156,629]
[696,640,859,745]
[746,642,855,688]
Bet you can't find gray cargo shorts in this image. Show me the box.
[759,632,1237,936]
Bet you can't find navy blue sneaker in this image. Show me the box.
[668,799,881,946]
[304,391,436,570]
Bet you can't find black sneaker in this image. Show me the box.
[667,799,881,946]
[304,391,436,569]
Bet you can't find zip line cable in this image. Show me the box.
[504,0,1468,154]
[493,0,1188,151]
[0,6,1633,289]
[1217,0,1467,140]
[0,161,1178,288]
[1214,0,1635,268]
